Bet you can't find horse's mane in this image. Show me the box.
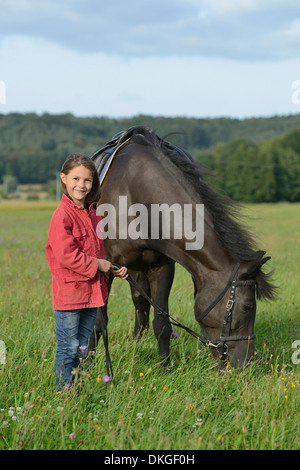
[128,126,276,300]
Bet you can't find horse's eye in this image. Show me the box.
[242,304,254,312]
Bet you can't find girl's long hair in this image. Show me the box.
[60,153,101,208]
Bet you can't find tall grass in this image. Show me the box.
[0,201,299,450]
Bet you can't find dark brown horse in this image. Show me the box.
[89,126,275,369]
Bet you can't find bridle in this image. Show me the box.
[104,262,257,381]
[118,262,256,358]
[197,262,256,359]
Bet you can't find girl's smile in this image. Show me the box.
[60,165,93,207]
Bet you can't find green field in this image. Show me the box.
[0,201,299,450]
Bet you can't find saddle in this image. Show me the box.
[89,126,143,184]
[89,125,194,185]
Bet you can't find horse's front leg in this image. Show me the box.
[88,305,108,353]
[129,271,151,339]
[148,261,175,367]
[88,274,113,354]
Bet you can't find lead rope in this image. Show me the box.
[112,263,209,345]
[101,263,256,381]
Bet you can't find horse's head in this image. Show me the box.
[195,252,274,369]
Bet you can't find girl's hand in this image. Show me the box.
[98,259,112,274]
[111,265,128,280]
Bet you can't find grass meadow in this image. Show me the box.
[0,200,299,450]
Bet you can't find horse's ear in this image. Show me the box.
[240,254,271,279]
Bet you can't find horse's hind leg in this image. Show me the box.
[148,261,175,367]
[129,271,150,339]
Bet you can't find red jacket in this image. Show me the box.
[45,194,107,310]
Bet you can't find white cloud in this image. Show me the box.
[1,0,69,22]
[284,19,300,37]
[1,0,300,61]
[1,35,299,118]
[1,1,300,118]
[196,0,300,15]
[200,0,258,15]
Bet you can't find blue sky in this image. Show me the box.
[1,0,300,118]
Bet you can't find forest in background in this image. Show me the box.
[1,112,300,202]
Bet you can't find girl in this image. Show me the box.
[45,153,127,391]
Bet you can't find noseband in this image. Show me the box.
[198,262,256,359]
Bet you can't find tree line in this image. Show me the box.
[199,130,300,202]
[0,112,300,202]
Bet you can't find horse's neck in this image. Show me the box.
[162,221,235,292]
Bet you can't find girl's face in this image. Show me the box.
[61,165,93,207]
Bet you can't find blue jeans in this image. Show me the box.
[54,308,97,390]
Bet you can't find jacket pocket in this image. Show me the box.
[73,227,87,239]
[62,273,91,305]
[72,227,88,253]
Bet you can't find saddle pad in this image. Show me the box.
[97,148,115,185]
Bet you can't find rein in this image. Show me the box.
[102,263,256,378]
